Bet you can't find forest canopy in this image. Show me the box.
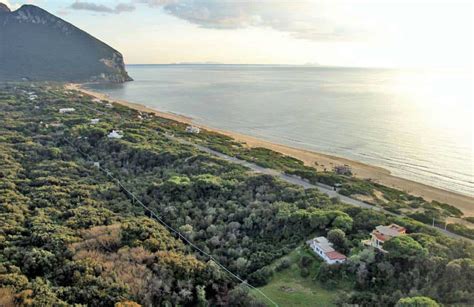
[0,84,473,306]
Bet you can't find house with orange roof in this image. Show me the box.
[363,223,406,252]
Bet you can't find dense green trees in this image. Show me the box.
[384,236,428,260]
[1,84,473,306]
[339,232,474,306]
[0,86,238,305]
[191,115,467,230]
[327,228,347,252]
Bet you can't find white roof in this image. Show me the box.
[309,236,335,253]
[108,130,123,139]
[186,126,201,133]
[315,236,329,244]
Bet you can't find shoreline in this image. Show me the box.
[67,83,474,217]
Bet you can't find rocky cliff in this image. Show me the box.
[0,3,132,83]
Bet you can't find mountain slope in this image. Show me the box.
[0,3,132,83]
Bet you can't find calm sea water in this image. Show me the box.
[87,65,473,197]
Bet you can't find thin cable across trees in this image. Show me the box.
[63,137,279,307]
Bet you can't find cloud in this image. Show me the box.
[70,1,135,14]
[163,1,262,29]
[67,0,367,41]
[137,0,365,42]
[2,0,20,10]
[115,3,135,13]
[136,0,177,6]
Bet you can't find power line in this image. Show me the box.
[63,137,279,307]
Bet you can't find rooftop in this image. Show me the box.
[325,251,347,260]
[108,130,123,139]
[308,236,335,253]
[375,224,406,237]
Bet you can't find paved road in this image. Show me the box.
[169,134,472,242]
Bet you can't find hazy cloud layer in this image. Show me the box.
[70,1,135,14]
[139,0,364,41]
[136,0,177,6]
[69,0,365,41]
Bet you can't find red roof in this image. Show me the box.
[374,231,389,242]
[325,251,347,260]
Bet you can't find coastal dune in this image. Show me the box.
[68,84,474,217]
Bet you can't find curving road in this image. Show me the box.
[168,134,472,243]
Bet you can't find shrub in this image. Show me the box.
[396,296,440,307]
[446,223,474,240]
[299,255,313,268]
[275,258,291,272]
[248,267,274,287]
[464,217,474,224]
[300,267,310,278]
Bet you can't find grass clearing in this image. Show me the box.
[251,246,352,306]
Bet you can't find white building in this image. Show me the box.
[107,130,123,139]
[185,126,201,134]
[59,108,75,114]
[307,236,347,264]
[105,103,113,108]
[90,118,100,124]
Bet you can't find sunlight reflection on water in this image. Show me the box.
[87,65,473,196]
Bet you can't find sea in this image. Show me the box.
[86,64,474,197]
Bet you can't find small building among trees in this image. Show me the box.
[59,108,75,114]
[363,223,406,252]
[307,236,347,264]
[334,165,352,176]
[107,130,123,139]
[185,126,201,134]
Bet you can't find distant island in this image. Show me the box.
[0,3,132,83]
[170,61,224,65]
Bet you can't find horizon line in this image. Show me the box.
[124,64,467,71]
[126,63,392,69]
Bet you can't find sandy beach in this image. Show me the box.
[67,83,474,217]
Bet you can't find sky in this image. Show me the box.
[4,0,473,68]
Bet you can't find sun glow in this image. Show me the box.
[17,0,473,68]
